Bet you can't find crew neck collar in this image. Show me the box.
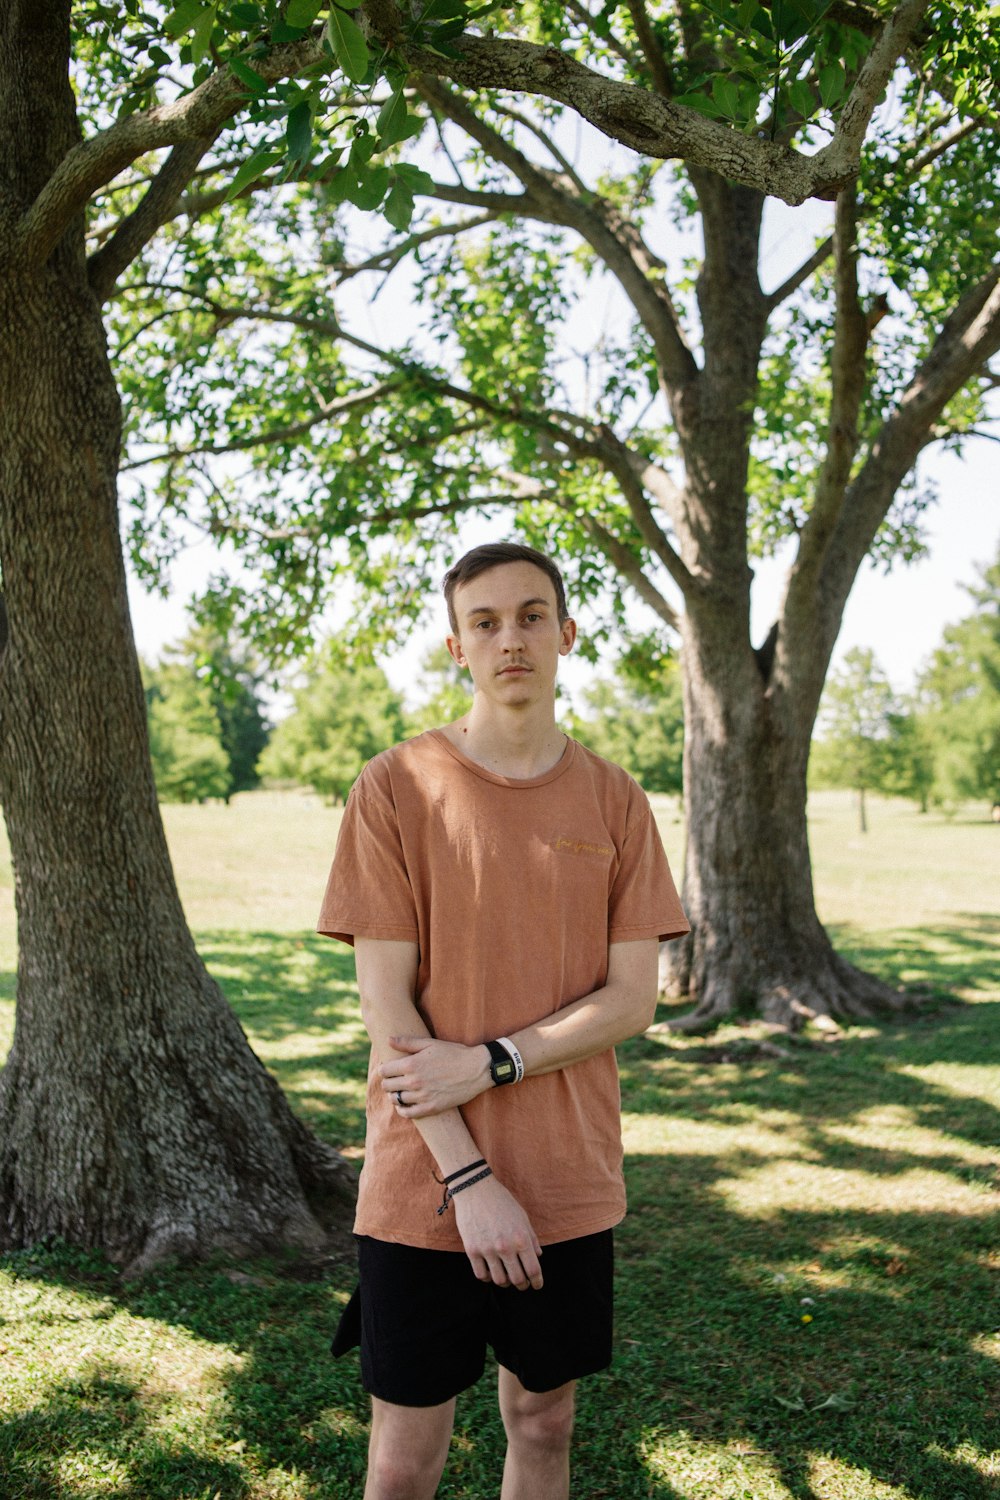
[429,728,576,788]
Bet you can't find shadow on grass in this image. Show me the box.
[830,914,1000,999]
[0,1365,249,1499]
[2,922,999,1498]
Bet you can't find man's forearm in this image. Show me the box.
[360,985,486,1178]
[380,939,660,1115]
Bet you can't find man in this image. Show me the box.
[317,542,688,1499]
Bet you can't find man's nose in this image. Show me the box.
[500,621,525,651]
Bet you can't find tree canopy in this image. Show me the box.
[260,650,406,799]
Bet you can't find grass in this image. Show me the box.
[0,790,998,1498]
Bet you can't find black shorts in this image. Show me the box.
[331,1230,614,1407]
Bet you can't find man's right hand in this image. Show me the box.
[453,1176,544,1291]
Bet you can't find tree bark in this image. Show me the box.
[0,0,355,1271]
[657,573,903,1034]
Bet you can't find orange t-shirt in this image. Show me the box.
[317,729,689,1250]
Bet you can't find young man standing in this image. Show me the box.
[318,542,688,1499]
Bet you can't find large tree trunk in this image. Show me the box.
[0,0,354,1272]
[660,600,903,1034]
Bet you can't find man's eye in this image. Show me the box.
[524,613,543,623]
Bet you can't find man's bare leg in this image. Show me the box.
[498,1368,576,1500]
[364,1395,456,1500]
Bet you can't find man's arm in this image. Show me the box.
[353,936,545,1291]
[377,937,659,1118]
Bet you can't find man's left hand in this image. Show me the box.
[379,1036,491,1117]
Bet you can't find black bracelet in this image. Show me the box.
[439,1158,487,1186]
[437,1166,493,1215]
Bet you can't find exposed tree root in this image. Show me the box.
[655,935,918,1036]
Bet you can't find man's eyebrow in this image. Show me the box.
[464,596,552,617]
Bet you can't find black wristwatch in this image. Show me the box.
[484,1039,517,1086]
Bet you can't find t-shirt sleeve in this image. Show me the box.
[316,761,419,947]
[608,792,689,944]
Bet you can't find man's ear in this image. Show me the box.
[446,632,467,669]
[559,617,577,657]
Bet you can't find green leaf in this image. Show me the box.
[230,2,262,22]
[227,146,284,200]
[327,6,369,82]
[285,0,324,23]
[349,127,377,168]
[286,101,313,161]
[346,164,391,210]
[673,91,725,118]
[376,87,408,145]
[428,15,469,40]
[229,54,268,95]
[788,78,815,120]
[163,0,205,36]
[418,0,468,20]
[819,62,846,109]
[421,34,464,58]
[147,44,172,65]
[383,180,415,232]
[712,75,741,119]
[190,6,216,65]
[395,163,434,195]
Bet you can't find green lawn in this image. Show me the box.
[0,791,998,1499]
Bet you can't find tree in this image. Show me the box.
[405,645,473,737]
[569,653,684,795]
[915,550,1000,809]
[0,4,996,1267]
[114,3,998,1034]
[811,646,899,831]
[168,624,272,794]
[144,657,233,803]
[261,653,406,800]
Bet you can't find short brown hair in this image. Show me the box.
[442,543,570,632]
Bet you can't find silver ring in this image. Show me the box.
[394,1091,405,1107]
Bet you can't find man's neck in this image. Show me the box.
[443,703,567,780]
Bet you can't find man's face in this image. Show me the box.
[446,561,576,707]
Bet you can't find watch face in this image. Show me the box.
[495,1060,515,1083]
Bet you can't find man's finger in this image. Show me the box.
[515,1249,544,1291]
[468,1252,491,1283]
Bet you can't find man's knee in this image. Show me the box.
[367,1448,442,1500]
[503,1380,576,1451]
[366,1397,454,1500]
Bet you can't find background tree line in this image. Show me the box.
[150,541,999,815]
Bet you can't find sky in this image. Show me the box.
[125,113,999,711]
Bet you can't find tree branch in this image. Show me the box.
[417,77,698,393]
[121,379,403,469]
[823,264,1000,618]
[815,0,930,187]
[788,189,869,595]
[486,102,591,194]
[624,0,675,97]
[571,508,681,630]
[765,235,834,310]
[329,212,496,281]
[15,37,323,267]
[565,0,645,75]
[364,0,930,206]
[88,138,217,302]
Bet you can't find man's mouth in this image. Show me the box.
[499,664,530,676]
